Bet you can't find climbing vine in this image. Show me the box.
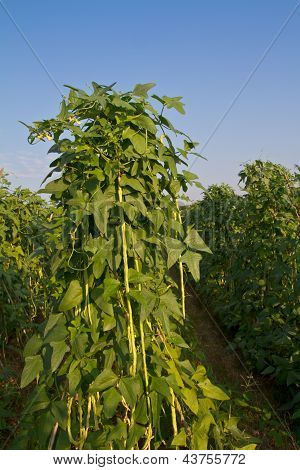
[16,82,253,450]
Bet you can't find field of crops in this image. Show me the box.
[0,83,299,450]
[184,161,300,442]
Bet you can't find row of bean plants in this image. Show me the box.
[183,161,300,430]
[0,172,61,440]
[12,83,255,450]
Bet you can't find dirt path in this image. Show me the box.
[181,278,297,450]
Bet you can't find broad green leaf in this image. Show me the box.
[89,369,118,393]
[68,368,81,395]
[103,387,122,419]
[128,268,152,284]
[169,332,189,348]
[51,340,70,372]
[91,287,114,315]
[92,254,107,279]
[23,334,43,358]
[182,388,198,415]
[191,413,215,450]
[44,313,65,336]
[160,290,181,317]
[181,250,202,282]
[133,82,156,98]
[126,424,146,449]
[44,322,68,344]
[103,313,116,331]
[28,385,50,414]
[59,280,83,311]
[119,377,141,408]
[108,419,127,442]
[165,237,185,269]
[102,276,120,301]
[120,174,146,193]
[72,333,89,359]
[171,428,187,447]
[182,170,198,181]
[39,178,68,194]
[198,378,229,401]
[184,229,212,254]
[122,128,147,155]
[21,355,43,388]
[161,95,185,114]
[151,376,170,398]
[51,401,68,430]
[134,395,148,425]
[129,114,157,135]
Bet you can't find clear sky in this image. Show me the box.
[0,0,299,199]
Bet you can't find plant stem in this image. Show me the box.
[118,178,137,376]
[133,254,153,446]
[174,201,186,319]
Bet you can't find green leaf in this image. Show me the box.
[184,229,212,253]
[23,334,43,358]
[72,333,89,359]
[89,369,118,393]
[128,268,152,284]
[129,114,157,135]
[92,251,107,279]
[182,170,198,182]
[165,237,185,269]
[198,378,229,401]
[102,277,120,301]
[119,377,141,408]
[44,322,68,344]
[171,428,187,447]
[59,280,83,311]
[126,424,146,449]
[169,332,189,348]
[191,413,215,450]
[161,95,185,114]
[68,368,81,395]
[51,340,70,372]
[44,313,65,337]
[51,401,68,430]
[39,178,68,194]
[122,128,147,155]
[120,174,146,193]
[151,376,170,398]
[21,355,43,388]
[103,387,122,419]
[182,388,198,415]
[181,250,202,282]
[103,313,116,331]
[108,419,127,442]
[134,395,148,425]
[160,290,182,317]
[133,82,156,98]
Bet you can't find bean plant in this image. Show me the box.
[16,83,253,450]
[186,161,300,428]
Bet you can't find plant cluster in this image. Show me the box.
[184,161,300,427]
[13,83,254,450]
[0,172,61,442]
[0,173,60,344]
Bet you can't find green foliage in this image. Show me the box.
[185,161,300,426]
[15,82,253,450]
[0,173,61,343]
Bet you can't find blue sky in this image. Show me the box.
[0,0,299,198]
